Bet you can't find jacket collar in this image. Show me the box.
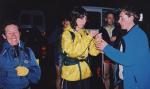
[127,25,139,33]
[3,41,25,49]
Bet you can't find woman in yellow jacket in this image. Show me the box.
[61,6,101,89]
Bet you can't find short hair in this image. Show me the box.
[1,21,21,35]
[105,11,115,19]
[120,6,140,24]
[69,6,87,29]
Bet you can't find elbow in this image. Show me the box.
[28,68,41,84]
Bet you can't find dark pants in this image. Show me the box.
[23,86,31,89]
[62,78,91,89]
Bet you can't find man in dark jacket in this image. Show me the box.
[99,11,122,89]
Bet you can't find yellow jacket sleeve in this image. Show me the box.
[89,39,101,56]
[61,30,93,58]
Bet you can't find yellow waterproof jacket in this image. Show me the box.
[61,25,100,81]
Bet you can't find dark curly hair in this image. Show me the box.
[69,6,87,29]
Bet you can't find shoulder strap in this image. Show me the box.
[69,31,75,41]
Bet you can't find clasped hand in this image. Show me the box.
[89,30,108,51]
[95,33,107,50]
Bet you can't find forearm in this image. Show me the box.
[62,32,93,58]
[27,66,41,84]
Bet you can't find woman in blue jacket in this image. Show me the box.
[0,21,41,89]
[95,6,150,89]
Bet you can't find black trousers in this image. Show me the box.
[23,86,31,89]
[62,78,91,89]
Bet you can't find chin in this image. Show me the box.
[12,44,18,46]
[10,43,19,46]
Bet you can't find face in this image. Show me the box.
[3,24,20,46]
[76,15,87,29]
[106,13,115,25]
[63,20,70,28]
[118,11,133,30]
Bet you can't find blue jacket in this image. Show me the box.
[103,25,150,89]
[0,41,41,89]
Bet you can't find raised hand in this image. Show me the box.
[95,33,108,51]
[110,36,117,42]
[89,29,99,38]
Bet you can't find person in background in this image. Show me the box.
[95,6,150,89]
[0,21,41,89]
[55,19,70,89]
[100,11,121,48]
[61,6,101,89]
[99,11,121,89]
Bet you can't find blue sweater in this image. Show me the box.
[103,25,150,89]
[0,41,41,89]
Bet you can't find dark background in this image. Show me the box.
[0,0,149,89]
[0,0,149,29]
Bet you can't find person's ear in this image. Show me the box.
[129,15,134,21]
[2,34,6,39]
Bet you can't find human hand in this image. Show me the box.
[95,34,108,51]
[95,33,102,39]
[89,29,99,38]
[16,66,29,76]
[110,36,117,42]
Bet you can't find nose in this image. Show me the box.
[11,33,17,38]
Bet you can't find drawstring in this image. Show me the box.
[61,79,68,89]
